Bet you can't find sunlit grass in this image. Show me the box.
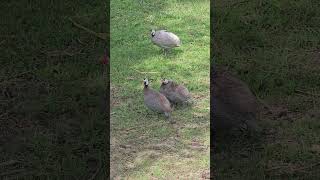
[111,0,210,178]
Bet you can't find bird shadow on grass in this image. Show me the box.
[165,49,184,59]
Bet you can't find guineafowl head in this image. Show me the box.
[150,29,156,37]
[161,78,169,85]
[143,78,149,87]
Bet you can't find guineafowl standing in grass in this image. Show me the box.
[143,78,173,121]
[159,79,192,106]
[212,67,261,135]
[150,29,181,55]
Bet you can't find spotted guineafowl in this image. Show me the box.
[159,79,192,106]
[143,78,173,120]
[212,67,261,135]
[150,29,181,55]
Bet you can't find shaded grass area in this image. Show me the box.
[0,1,107,179]
[111,0,209,179]
[213,0,320,179]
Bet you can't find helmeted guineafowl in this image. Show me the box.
[150,29,181,55]
[159,79,192,106]
[143,78,173,120]
[212,67,261,135]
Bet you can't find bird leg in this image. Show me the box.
[163,48,169,56]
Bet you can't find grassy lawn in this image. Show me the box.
[110,0,210,179]
[0,1,107,179]
[213,0,320,179]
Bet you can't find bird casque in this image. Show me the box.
[159,79,192,106]
[143,78,173,120]
[150,29,181,55]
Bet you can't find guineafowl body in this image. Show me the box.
[151,29,181,54]
[143,79,172,119]
[159,79,191,105]
[212,67,261,134]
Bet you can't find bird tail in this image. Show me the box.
[176,39,182,47]
[186,98,195,106]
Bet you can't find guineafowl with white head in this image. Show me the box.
[159,79,192,106]
[143,78,173,121]
[150,29,181,55]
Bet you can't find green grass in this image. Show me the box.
[111,0,210,179]
[0,1,107,179]
[213,0,320,179]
